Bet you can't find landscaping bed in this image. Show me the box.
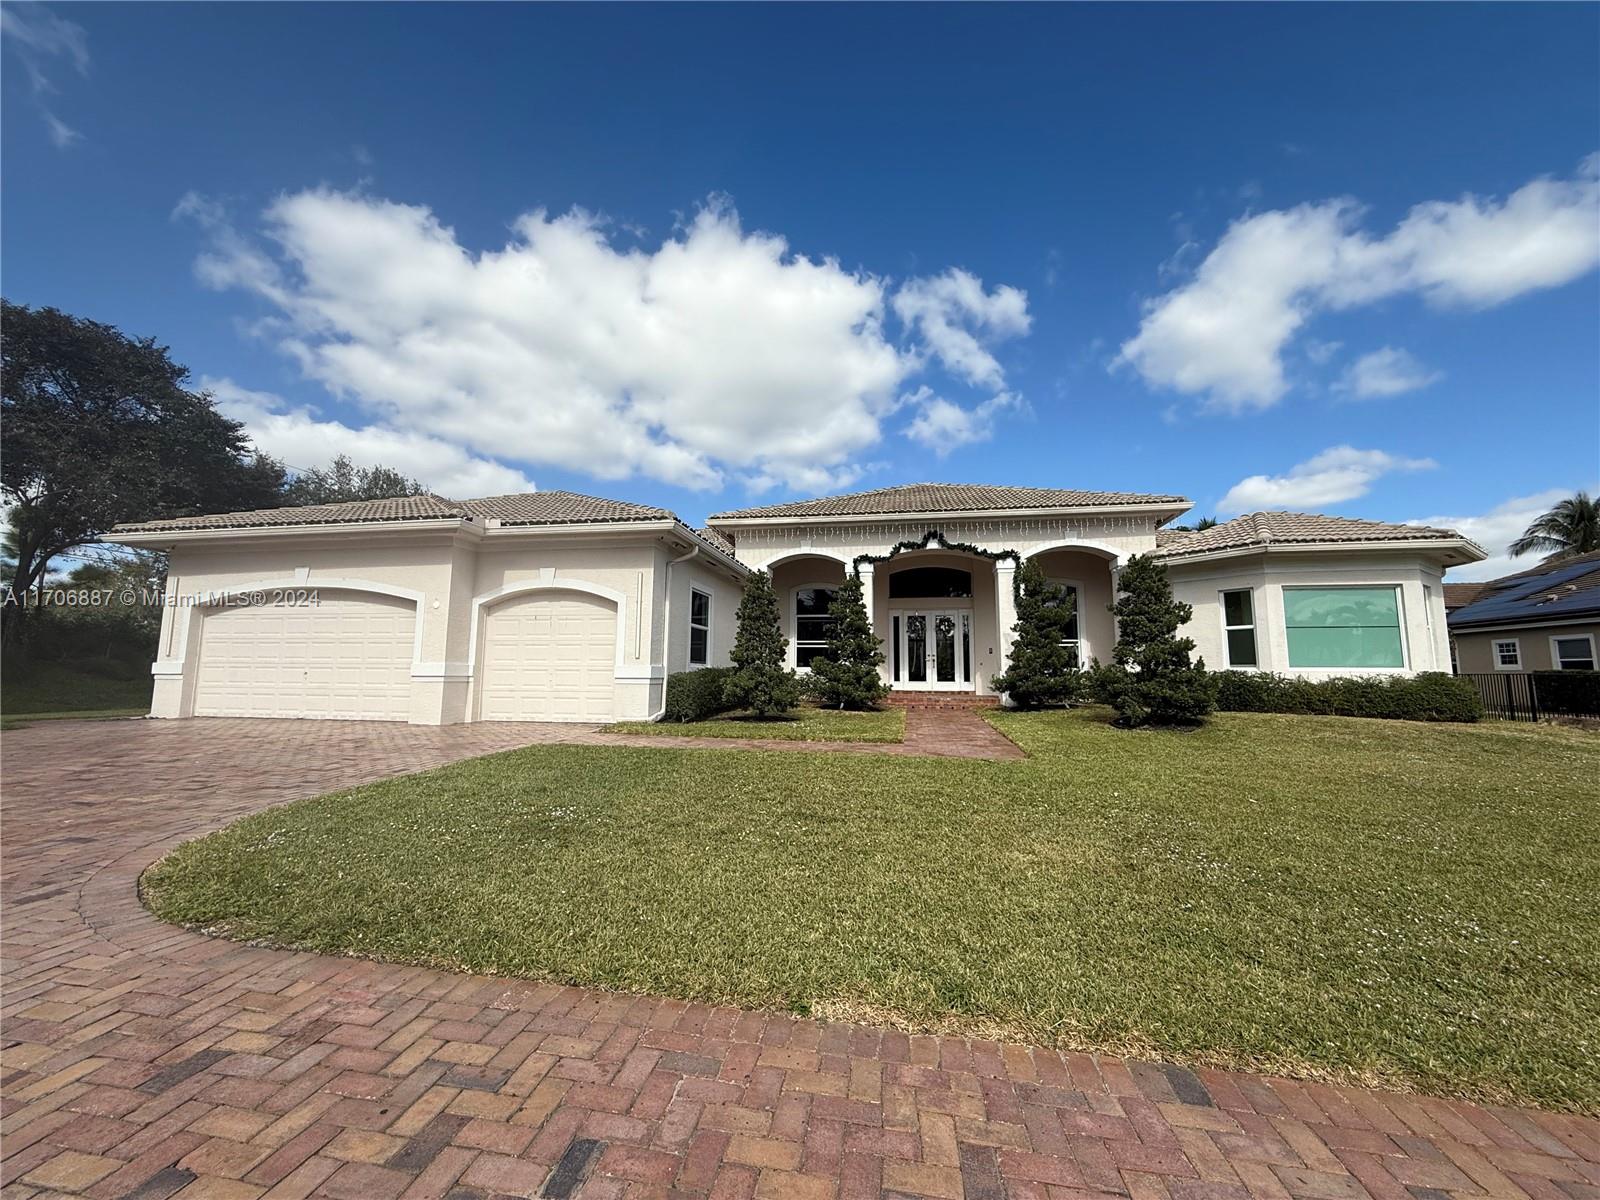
[612,704,904,742]
[142,708,1600,1111]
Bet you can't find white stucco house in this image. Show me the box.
[111,482,1485,724]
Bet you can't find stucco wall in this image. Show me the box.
[1166,552,1451,679]
[1452,622,1600,673]
[148,529,739,724]
[666,555,744,674]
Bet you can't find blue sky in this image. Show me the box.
[4,2,1597,577]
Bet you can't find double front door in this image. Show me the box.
[892,609,972,689]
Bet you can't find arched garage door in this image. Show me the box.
[478,591,617,722]
[193,590,415,720]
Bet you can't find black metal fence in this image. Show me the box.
[1459,671,1600,721]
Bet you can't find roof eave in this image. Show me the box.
[1157,537,1487,567]
[108,517,476,547]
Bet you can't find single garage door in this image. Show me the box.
[479,591,617,721]
[193,590,415,720]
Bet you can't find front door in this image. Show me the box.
[893,610,972,689]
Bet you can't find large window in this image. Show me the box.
[1284,587,1404,668]
[688,588,711,666]
[1221,589,1258,667]
[1551,635,1596,671]
[794,587,837,669]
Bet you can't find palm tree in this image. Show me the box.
[1509,492,1600,562]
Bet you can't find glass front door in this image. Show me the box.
[893,609,971,689]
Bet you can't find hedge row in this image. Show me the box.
[661,667,737,722]
[1213,670,1483,723]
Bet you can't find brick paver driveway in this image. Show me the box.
[2,719,1596,1200]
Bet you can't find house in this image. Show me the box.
[111,482,1485,724]
[1446,550,1600,674]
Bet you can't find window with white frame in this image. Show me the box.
[1550,634,1596,671]
[1493,639,1521,670]
[794,587,837,669]
[688,588,711,666]
[1221,589,1258,668]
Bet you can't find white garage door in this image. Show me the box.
[193,591,415,720]
[479,592,617,722]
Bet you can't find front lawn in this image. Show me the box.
[142,709,1600,1111]
[612,704,904,742]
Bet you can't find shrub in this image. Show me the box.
[661,667,735,722]
[1531,670,1600,717]
[1099,555,1216,726]
[991,558,1083,709]
[1212,670,1483,722]
[808,574,887,710]
[723,570,801,718]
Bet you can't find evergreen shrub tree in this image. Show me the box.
[991,557,1082,709]
[723,570,800,717]
[1098,554,1216,727]
[809,573,887,709]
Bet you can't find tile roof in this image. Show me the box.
[710,482,1188,520]
[1151,511,1478,559]
[112,493,469,533]
[1443,582,1493,610]
[113,490,672,534]
[460,491,672,525]
[695,526,736,554]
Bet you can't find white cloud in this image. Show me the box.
[181,191,1030,492]
[902,387,1020,456]
[891,267,1031,390]
[1117,157,1600,411]
[1334,346,1443,399]
[1304,339,1342,365]
[1,2,88,148]
[202,376,536,499]
[1412,487,1590,582]
[1218,446,1436,514]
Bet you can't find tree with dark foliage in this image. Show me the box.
[1097,554,1216,727]
[2,302,284,641]
[991,557,1082,708]
[808,573,887,710]
[282,455,427,506]
[723,570,800,718]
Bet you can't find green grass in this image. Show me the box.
[1,706,148,731]
[2,658,152,718]
[142,708,1600,1111]
[612,704,905,742]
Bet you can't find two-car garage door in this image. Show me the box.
[193,591,415,720]
[190,587,619,722]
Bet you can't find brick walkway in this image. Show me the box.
[1,720,1595,1200]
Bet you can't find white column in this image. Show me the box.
[994,559,1018,701]
[858,562,885,685]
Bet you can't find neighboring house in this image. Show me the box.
[111,482,1484,724]
[1447,550,1600,674]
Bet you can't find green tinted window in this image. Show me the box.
[1284,587,1403,668]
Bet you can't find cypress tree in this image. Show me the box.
[809,573,887,709]
[1100,553,1216,726]
[992,557,1082,708]
[723,570,801,717]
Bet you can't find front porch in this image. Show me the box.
[768,541,1118,696]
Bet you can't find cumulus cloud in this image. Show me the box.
[892,268,1031,390]
[1334,347,1443,399]
[1117,157,1600,411]
[203,376,536,500]
[902,387,1020,456]
[1412,486,1594,582]
[1218,446,1436,514]
[179,191,1030,492]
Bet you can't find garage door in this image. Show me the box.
[479,591,617,722]
[193,591,415,720]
